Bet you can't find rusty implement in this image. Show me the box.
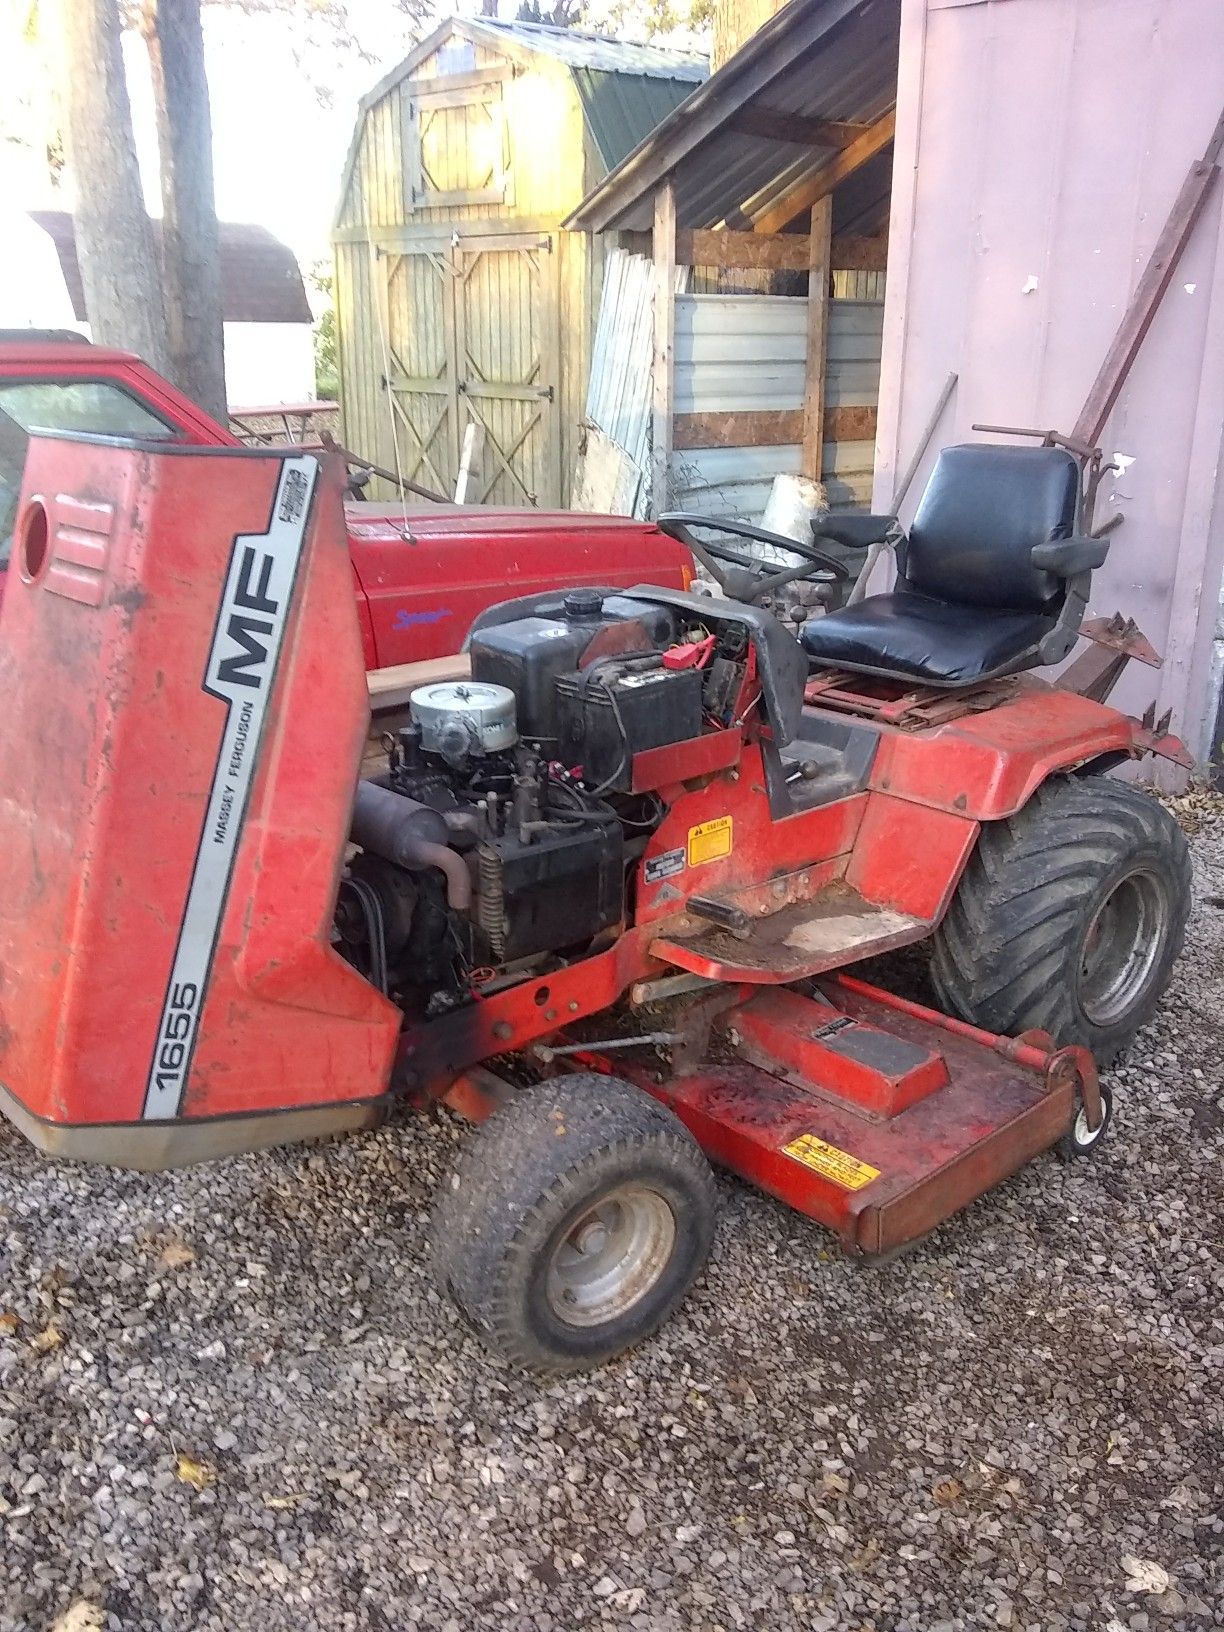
[1058,611,1160,704]
[1056,613,1194,767]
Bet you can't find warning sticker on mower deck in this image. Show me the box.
[782,1133,880,1191]
[687,816,732,867]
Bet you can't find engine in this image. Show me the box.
[334,588,756,1015]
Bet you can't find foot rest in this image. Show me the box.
[650,883,927,983]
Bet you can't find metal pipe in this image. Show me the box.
[350,782,472,911]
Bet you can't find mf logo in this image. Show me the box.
[207,469,311,703]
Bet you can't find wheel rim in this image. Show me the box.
[1077,867,1167,1028]
[1072,1103,1106,1147]
[545,1184,676,1329]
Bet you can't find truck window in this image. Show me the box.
[0,380,179,568]
[0,379,180,440]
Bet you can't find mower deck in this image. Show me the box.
[604,975,1087,1258]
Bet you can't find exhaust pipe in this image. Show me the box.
[350,782,472,911]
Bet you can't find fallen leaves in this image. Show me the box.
[0,1311,20,1334]
[160,1239,196,1270]
[51,1603,105,1632]
[1121,1554,1170,1595]
[30,1322,64,1353]
[263,1492,305,1510]
[175,1454,216,1491]
[932,1476,963,1506]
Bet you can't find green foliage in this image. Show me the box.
[310,262,338,401]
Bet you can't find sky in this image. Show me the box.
[0,2,473,272]
[0,0,707,278]
[129,4,425,270]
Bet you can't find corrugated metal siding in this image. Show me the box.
[582,250,656,513]
[675,294,883,414]
[671,438,875,519]
[579,270,881,520]
[578,249,692,517]
[672,293,880,516]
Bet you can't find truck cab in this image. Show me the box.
[0,335,692,670]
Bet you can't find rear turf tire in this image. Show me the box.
[930,776,1190,1065]
[431,1073,717,1374]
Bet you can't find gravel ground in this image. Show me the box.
[2,795,1222,1632]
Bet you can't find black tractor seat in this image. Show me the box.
[800,443,1107,688]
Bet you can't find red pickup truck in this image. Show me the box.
[0,337,691,672]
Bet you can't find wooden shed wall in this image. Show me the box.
[334,30,606,504]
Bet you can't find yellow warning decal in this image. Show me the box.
[782,1133,880,1191]
[687,815,733,867]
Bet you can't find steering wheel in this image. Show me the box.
[658,513,850,608]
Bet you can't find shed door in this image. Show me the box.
[382,245,459,499]
[379,233,561,508]
[453,234,561,508]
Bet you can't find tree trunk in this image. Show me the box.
[711,0,788,70]
[61,0,170,370]
[142,0,227,422]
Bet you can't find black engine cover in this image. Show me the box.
[476,809,623,963]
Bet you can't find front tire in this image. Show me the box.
[930,776,1190,1064]
[431,1074,717,1374]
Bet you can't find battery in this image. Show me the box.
[555,658,704,792]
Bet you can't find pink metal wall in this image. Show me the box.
[875,0,1224,773]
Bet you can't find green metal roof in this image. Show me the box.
[461,19,708,174]
[571,66,703,171]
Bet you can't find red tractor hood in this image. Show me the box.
[343,500,664,539]
[342,501,692,669]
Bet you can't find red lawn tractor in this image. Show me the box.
[0,430,1191,1372]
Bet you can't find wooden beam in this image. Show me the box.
[678,228,809,270]
[651,181,676,518]
[368,653,472,712]
[729,106,867,148]
[802,196,833,479]
[623,228,888,273]
[827,404,878,442]
[675,410,802,449]
[832,234,889,272]
[1072,104,1224,446]
[674,404,877,450]
[755,108,897,236]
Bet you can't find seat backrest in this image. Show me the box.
[902,444,1080,610]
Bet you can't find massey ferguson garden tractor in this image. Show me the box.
[0,429,1191,1372]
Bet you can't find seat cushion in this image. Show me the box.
[904,444,1079,610]
[799,591,1055,686]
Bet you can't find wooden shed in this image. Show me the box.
[332,18,705,507]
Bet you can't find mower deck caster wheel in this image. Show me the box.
[1057,1079,1114,1161]
[431,1073,717,1374]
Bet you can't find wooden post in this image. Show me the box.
[454,420,486,503]
[802,195,832,482]
[651,181,677,518]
